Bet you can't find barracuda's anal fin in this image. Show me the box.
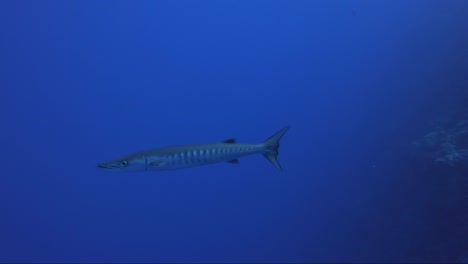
[227,159,239,164]
[221,138,237,144]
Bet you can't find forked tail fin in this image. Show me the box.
[262,126,290,170]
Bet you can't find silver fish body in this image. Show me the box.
[97,126,289,172]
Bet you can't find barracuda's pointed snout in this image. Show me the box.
[96,160,123,169]
[96,154,147,171]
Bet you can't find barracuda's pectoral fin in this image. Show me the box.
[149,161,167,167]
[227,159,239,164]
[221,138,237,144]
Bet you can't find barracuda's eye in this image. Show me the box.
[120,161,128,167]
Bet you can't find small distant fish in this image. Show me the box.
[97,126,290,172]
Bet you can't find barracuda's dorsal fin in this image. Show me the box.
[227,159,239,164]
[221,138,237,144]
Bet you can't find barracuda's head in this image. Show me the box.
[97,153,148,172]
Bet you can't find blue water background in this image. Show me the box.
[1,0,467,262]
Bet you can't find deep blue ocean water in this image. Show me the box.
[1,0,468,262]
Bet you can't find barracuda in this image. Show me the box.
[97,126,290,172]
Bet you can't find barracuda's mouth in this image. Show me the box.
[96,161,121,169]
